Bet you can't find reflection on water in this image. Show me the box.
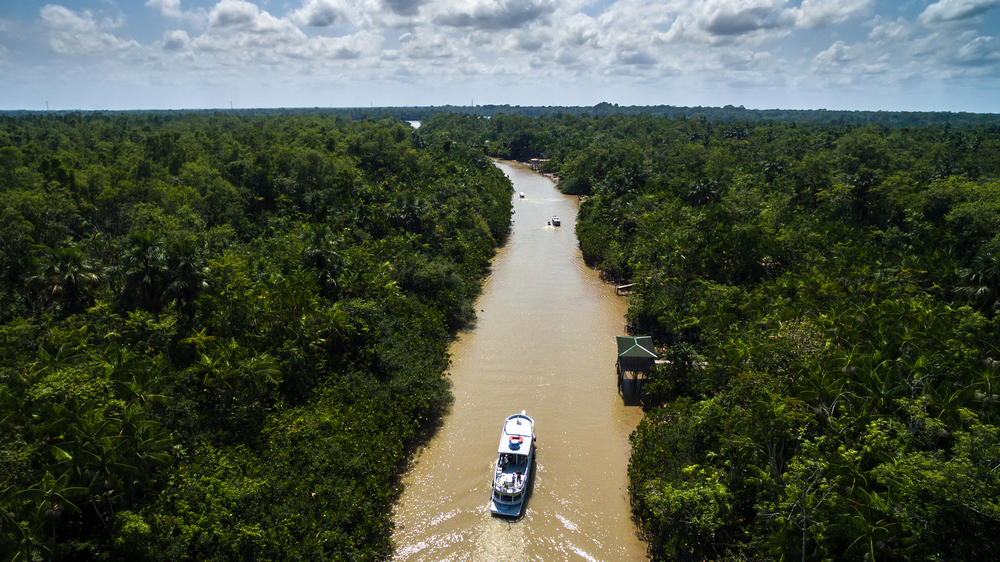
[391,161,647,561]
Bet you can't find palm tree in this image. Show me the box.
[164,238,209,321]
[954,250,1000,315]
[115,231,168,320]
[300,224,343,299]
[28,244,104,316]
[10,470,87,559]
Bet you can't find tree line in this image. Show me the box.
[0,112,512,560]
[7,104,999,128]
[420,111,1000,561]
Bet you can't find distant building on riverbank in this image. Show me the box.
[528,158,549,171]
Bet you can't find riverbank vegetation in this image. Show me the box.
[0,112,512,560]
[422,112,1000,560]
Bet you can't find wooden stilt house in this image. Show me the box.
[616,335,657,396]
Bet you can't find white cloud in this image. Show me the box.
[499,29,549,52]
[614,48,657,65]
[788,0,874,29]
[147,0,183,18]
[556,14,600,48]
[382,0,427,17]
[432,0,557,31]
[919,0,1000,25]
[812,40,857,70]
[146,0,208,25]
[163,29,191,50]
[194,0,307,52]
[398,31,460,59]
[694,0,789,36]
[635,0,793,46]
[717,48,773,70]
[953,34,999,65]
[289,0,350,27]
[867,16,911,43]
[41,4,140,55]
[296,30,383,59]
[209,0,262,28]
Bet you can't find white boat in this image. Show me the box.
[551,216,561,226]
[490,411,535,517]
[519,192,525,198]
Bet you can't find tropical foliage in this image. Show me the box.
[0,112,511,560]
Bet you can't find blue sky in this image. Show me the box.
[1,0,998,112]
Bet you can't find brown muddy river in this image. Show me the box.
[390,161,648,561]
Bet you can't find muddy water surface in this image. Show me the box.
[391,161,647,561]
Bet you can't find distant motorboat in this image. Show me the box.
[551,216,561,226]
[490,411,535,517]
[519,192,525,198]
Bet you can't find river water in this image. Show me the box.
[390,161,647,561]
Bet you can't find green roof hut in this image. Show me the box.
[616,336,657,395]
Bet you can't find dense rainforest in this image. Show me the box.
[0,113,512,560]
[419,112,1000,561]
[8,103,1000,128]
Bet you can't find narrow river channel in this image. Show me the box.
[390,161,648,561]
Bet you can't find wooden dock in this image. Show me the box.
[614,283,635,295]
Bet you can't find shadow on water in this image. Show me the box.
[394,404,451,501]
[620,393,644,408]
[619,377,646,408]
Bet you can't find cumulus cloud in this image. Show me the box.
[209,0,260,27]
[695,0,788,36]
[383,0,427,17]
[788,0,874,29]
[41,4,139,54]
[398,31,460,59]
[615,48,657,65]
[641,0,792,45]
[717,49,773,70]
[295,30,382,59]
[163,29,191,50]
[497,29,549,52]
[433,0,557,31]
[146,0,207,24]
[812,40,858,70]
[867,16,911,43]
[189,0,307,54]
[919,0,1000,25]
[955,37,1000,66]
[146,0,183,18]
[289,0,350,27]
[952,34,999,64]
[557,14,600,47]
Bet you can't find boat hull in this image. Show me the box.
[490,493,527,517]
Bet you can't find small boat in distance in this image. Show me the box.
[491,411,535,517]
[551,216,561,226]
[519,192,525,198]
